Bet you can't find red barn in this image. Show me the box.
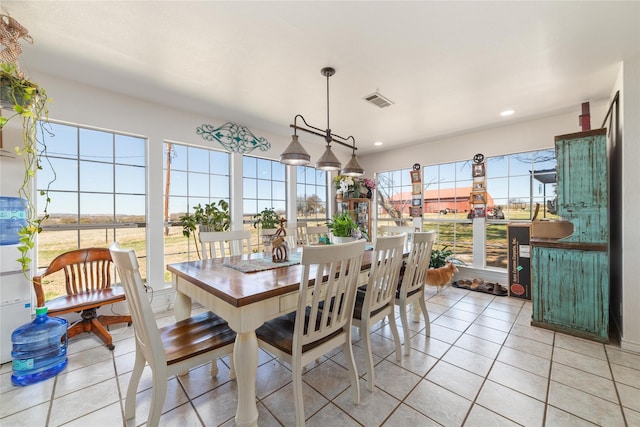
[386,186,495,215]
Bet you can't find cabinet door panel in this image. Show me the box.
[533,246,609,340]
[556,135,608,243]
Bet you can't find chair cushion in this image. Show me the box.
[160,311,236,365]
[395,286,422,300]
[395,260,422,299]
[46,286,127,314]
[256,309,343,355]
[352,288,390,320]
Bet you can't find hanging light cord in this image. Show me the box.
[325,70,331,143]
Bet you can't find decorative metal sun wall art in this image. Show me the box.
[196,122,271,154]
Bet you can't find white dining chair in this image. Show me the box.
[109,243,236,427]
[283,226,298,249]
[379,225,417,249]
[352,233,405,391]
[394,231,436,355]
[304,225,330,245]
[199,230,252,259]
[379,225,416,235]
[267,226,298,246]
[255,240,366,426]
[296,224,307,244]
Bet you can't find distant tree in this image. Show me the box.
[306,194,322,214]
[376,175,408,226]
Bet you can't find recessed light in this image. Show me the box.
[500,110,515,117]
[374,141,383,146]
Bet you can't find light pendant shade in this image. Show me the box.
[280,135,311,165]
[316,145,341,171]
[341,153,364,176]
[283,67,361,171]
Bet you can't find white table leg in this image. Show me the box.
[174,289,192,321]
[233,331,259,427]
[411,301,421,323]
[174,289,194,376]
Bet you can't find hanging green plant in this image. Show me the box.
[0,62,53,275]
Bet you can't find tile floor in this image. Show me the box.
[1,286,639,426]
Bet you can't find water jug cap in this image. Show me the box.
[35,306,48,316]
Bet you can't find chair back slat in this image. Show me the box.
[295,240,366,351]
[199,230,252,259]
[34,248,114,305]
[365,234,406,314]
[399,231,436,297]
[109,243,164,366]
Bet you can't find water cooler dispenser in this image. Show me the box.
[0,196,32,364]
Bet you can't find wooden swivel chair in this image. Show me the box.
[33,247,132,350]
[256,240,366,425]
[110,243,236,427]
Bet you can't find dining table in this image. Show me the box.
[167,247,377,427]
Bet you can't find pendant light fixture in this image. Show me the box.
[280,67,364,176]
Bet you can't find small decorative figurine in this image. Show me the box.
[271,218,289,262]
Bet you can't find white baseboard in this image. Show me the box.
[620,338,640,354]
[146,286,176,313]
[103,286,176,315]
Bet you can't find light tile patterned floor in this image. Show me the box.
[1,286,639,426]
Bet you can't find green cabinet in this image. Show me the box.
[531,129,609,342]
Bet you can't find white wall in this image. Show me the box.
[359,103,608,174]
[620,57,640,352]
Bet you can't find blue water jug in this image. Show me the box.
[0,196,27,245]
[11,306,68,386]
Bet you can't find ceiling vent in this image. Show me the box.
[363,92,394,108]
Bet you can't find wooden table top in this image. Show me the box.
[167,248,377,308]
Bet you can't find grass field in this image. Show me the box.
[37,208,545,301]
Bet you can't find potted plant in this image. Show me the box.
[334,175,360,198]
[252,207,281,231]
[253,207,283,250]
[363,178,377,199]
[430,245,453,268]
[179,200,231,259]
[327,211,368,244]
[0,61,52,275]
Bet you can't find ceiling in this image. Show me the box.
[3,1,639,156]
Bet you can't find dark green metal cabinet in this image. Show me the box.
[531,129,609,342]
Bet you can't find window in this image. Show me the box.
[485,149,557,268]
[377,148,556,269]
[242,156,286,248]
[422,161,474,264]
[38,122,146,297]
[376,167,414,230]
[163,142,230,278]
[296,165,328,226]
